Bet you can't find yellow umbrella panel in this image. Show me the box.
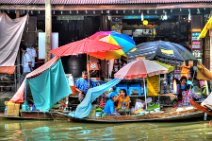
[198,16,212,39]
[100,36,126,59]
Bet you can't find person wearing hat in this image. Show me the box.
[75,71,94,102]
[103,92,117,115]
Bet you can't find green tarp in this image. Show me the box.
[28,59,71,112]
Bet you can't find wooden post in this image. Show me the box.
[45,0,52,62]
[16,10,21,89]
[210,31,212,71]
[210,11,212,71]
[100,15,110,31]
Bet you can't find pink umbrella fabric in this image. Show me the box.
[114,59,168,79]
[50,38,121,58]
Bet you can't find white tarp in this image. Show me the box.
[201,92,212,110]
[0,13,28,66]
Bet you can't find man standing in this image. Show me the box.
[75,71,93,102]
[21,46,33,81]
[26,46,37,69]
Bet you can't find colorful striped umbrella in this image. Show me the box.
[89,31,135,59]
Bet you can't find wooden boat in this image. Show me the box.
[0,111,69,120]
[190,99,212,116]
[69,108,204,123]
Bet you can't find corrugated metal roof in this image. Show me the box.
[0,0,212,5]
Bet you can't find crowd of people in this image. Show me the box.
[20,46,209,116]
[71,70,209,117]
[72,71,132,116]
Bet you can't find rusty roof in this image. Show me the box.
[0,0,212,5]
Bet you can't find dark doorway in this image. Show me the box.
[51,16,101,77]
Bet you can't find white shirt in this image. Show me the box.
[27,47,37,67]
[22,52,32,73]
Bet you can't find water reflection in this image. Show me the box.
[0,120,212,141]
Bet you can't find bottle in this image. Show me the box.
[29,105,32,111]
[32,104,36,111]
[4,107,8,116]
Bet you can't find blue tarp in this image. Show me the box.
[28,59,72,112]
[71,78,122,118]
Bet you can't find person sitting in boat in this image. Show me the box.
[177,76,188,101]
[116,89,131,114]
[75,71,94,102]
[103,92,117,116]
[187,78,201,100]
[177,76,200,106]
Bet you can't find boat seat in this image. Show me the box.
[117,109,131,115]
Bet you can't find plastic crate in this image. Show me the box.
[116,84,129,95]
[129,84,144,96]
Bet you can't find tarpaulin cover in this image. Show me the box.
[70,78,121,118]
[0,66,16,74]
[201,92,212,110]
[0,13,27,70]
[28,59,71,111]
[10,56,60,103]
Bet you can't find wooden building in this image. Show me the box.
[0,0,212,76]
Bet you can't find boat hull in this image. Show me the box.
[0,111,69,120]
[69,110,204,123]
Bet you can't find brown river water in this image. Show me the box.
[0,119,212,141]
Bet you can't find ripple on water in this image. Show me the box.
[0,121,212,141]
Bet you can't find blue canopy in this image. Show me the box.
[70,78,121,118]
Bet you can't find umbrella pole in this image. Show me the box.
[87,54,90,87]
[143,78,147,110]
[158,75,160,105]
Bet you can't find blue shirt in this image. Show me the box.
[104,99,115,115]
[75,78,93,94]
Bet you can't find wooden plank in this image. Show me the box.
[1,3,212,11]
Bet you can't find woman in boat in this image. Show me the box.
[116,89,131,114]
[103,92,117,115]
[177,76,188,101]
